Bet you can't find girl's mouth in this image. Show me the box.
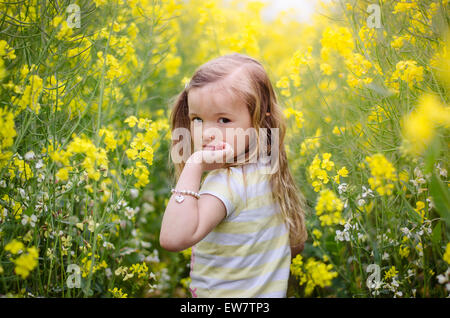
[202,142,225,150]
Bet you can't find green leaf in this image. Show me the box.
[431,221,442,247]
[430,171,450,226]
[424,139,441,174]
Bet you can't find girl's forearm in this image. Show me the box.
[160,161,204,251]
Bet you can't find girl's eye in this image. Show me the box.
[191,117,202,123]
[219,118,231,124]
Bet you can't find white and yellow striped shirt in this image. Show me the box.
[190,160,291,298]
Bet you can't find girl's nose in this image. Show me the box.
[202,132,215,145]
[202,127,221,145]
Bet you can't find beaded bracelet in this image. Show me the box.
[171,188,200,203]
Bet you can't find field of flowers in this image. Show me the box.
[0,0,449,298]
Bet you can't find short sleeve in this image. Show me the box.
[198,169,241,217]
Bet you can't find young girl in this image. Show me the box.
[160,53,307,298]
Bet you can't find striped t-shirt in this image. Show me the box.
[189,160,291,298]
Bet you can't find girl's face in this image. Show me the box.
[188,83,253,162]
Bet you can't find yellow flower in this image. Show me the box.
[5,239,24,254]
[290,254,304,278]
[390,60,424,90]
[109,287,128,298]
[308,153,336,192]
[312,229,322,246]
[164,53,182,77]
[291,254,338,296]
[315,189,344,226]
[56,166,72,181]
[414,201,427,222]
[99,127,118,152]
[443,243,450,265]
[337,167,349,178]
[13,74,43,114]
[401,94,450,156]
[384,266,399,280]
[321,153,334,171]
[0,107,16,165]
[276,76,290,89]
[13,246,39,279]
[332,126,345,135]
[283,107,304,128]
[393,0,418,14]
[300,129,321,156]
[366,154,397,196]
[399,245,410,258]
[391,36,405,49]
[320,63,333,75]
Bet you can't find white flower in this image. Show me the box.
[0,180,6,188]
[361,185,374,198]
[24,150,35,161]
[63,181,73,192]
[35,159,44,169]
[436,162,447,178]
[437,274,448,284]
[338,183,348,194]
[335,229,350,242]
[400,227,411,238]
[142,202,154,214]
[382,252,390,260]
[343,198,348,208]
[130,188,139,199]
[21,214,37,227]
[0,208,8,221]
[394,291,403,297]
[391,278,399,288]
[125,206,140,220]
[19,188,26,199]
[103,241,115,249]
[357,198,366,206]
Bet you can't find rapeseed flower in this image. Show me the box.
[315,189,344,226]
[5,239,24,254]
[99,127,118,152]
[0,107,16,165]
[109,287,128,298]
[300,129,321,156]
[283,107,304,129]
[290,254,338,296]
[365,154,397,196]
[2,194,23,220]
[12,246,39,279]
[401,94,450,156]
[389,60,424,92]
[444,243,450,265]
[13,74,43,114]
[384,266,399,280]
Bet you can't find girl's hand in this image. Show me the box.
[187,141,234,171]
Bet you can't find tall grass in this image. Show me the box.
[0,0,449,298]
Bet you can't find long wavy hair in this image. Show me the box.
[168,53,307,247]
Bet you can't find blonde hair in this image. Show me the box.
[168,53,308,247]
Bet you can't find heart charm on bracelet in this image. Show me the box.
[175,194,185,203]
